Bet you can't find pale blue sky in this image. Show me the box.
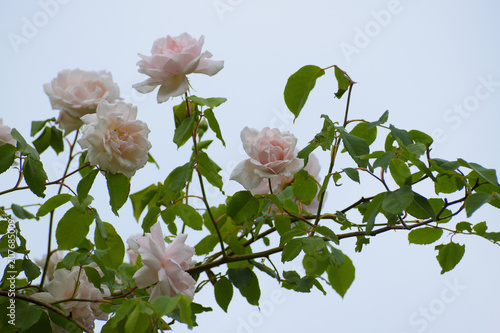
[1,1,500,332]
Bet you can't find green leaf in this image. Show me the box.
[341,131,370,160]
[173,114,196,148]
[11,128,40,160]
[177,295,194,328]
[196,151,223,190]
[32,126,52,154]
[18,302,44,331]
[106,172,130,216]
[349,122,377,146]
[214,276,233,312]
[147,153,159,169]
[31,120,50,137]
[0,143,17,174]
[282,238,303,262]
[22,259,41,281]
[194,235,219,255]
[373,151,394,170]
[473,221,487,236]
[130,184,158,222]
[382,185,413,215]
[50,126,64,154]
[409,129,433,149]
[239,270,260,306]
[77,169,99,201]
[315,225,339,244]
[435,242,465,274]
[163,161,193,200]
[406,192,437,220]
[465,192,493,217]
[389,158,411,187]
[142,206,161,232]
[408,227,443,245]
[456,221,472,233]
[23,155,48,198]
[284,65,325,119]
[367,110,389,129]
[389,125,414,146]
[95,222,124,269]
[362,193,385,234]
[11,204,37,220]
[203,108,225,146]
[56,207,94,250]
[459,160,499,186]
[173,204,203,230]
[292,169,318,205]
[326,254,355,298]
[485,232,500,242]
[188,96,227,108]
[334,66,351,99]
[343,167,360,183]
[434,172,465,194]
[226,191,260,224]
[152,295,180,316]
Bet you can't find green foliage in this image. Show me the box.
[408,227,443,245]
[334,66,351,99]
[95,222,125,269]
[23,155,48,198]
[56,207,94,250]
[214,276,233,312]
[203,108,226,146]
[226,191,260,224]
[326,254,355,298]
[228,268,261,306]
[37,193,72,217]
[435,242,465,274]
[284,65,325,119]
[0,143,17,174]
[196,151,223,191]
[106,172,130,216]
[292,169,318,205]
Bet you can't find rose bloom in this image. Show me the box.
[44,69,120,133]
[78,100,152,178]
[230,127,304,190]
[127,222,196,303]
[0,118,16,146]
[32,267,110,332]
[34,251,64,281]
[251,153,322,213]
[133,33,224,103]
[56,111,84,135]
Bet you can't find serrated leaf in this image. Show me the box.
[362,193,385,234]
[32,126,51,154]
[164,161,193,200]
[473,221,487,235]
[11,128,39,160]
[382,185,413,215]
[326,254,355,298]
[292,169,318,205]
[343,168,360,183]
[435,242,465,274]
[315,225,339,244]
[77,169,99,201]
[194,235,219,255]
[408,227,443,245]
[334,66,351,99]
[456,221,472,232]
[214,277,233,312]
[188,96,227,108]
[203,108,225,146]
[106,172,130,216]
[173,113,196,148]
[130,184,158,221]
[22,259,41,281]
[284,65,325,119]
[367,110,389,129]
[152,295,180,316]
[50,126,64,154]
[11,204,37,220]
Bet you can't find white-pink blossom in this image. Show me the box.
[44,69,120,134]
[127,222,196,302]
[78,100,152,178]
[133,33,224,103]
[56,111,84,135]
[34,251,64,282]
[0,118,16,146]
[31,267,110,332]
[230,127,304,190]
[251,153,322,213]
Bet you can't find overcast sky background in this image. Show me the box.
[1,1,500,332]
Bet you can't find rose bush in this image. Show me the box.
[77,100,152,178]
[133,33,224,103]
[127,222,196,302]
[230,126,305,190]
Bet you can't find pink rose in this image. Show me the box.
[78,100,152,178]
[31,267,110,332]
[133,33,224,103]
[44,69,120,132]
[127,222,196,302]
[251,154,322,213]
[230,127,304,190]
[0,118,16,146]
[34,251,64,282]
